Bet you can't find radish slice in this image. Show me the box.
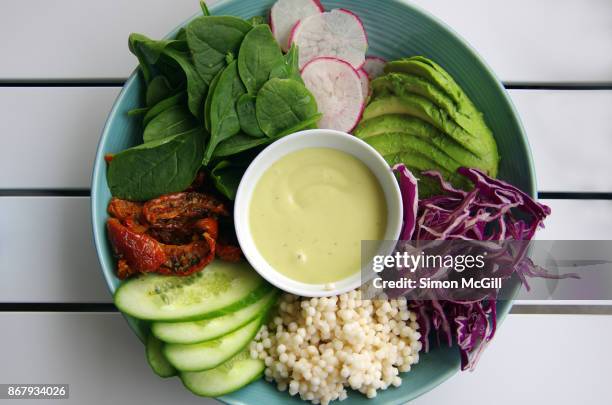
[270,0,323,52]
[301,57,364,132]
[287,20,301,47]
[363,56,386,79]
[291,9,368,69]
[358,68,369,101]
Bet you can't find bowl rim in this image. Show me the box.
[90,0,537,403]
[233,129,403,297]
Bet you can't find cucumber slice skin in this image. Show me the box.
[145,334,177,378]
[114,260,271,322]
[180,353,264,397]
[163,316,263,372]
[152,289,279,344]
[184,281,272,321]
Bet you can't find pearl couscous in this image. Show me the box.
[250,289,421,405]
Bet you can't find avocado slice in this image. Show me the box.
[365,132,473,191]
[370,73,484,137]
[354,114,438,139]
[357,56,500,195]
[380,150,460,197]
[362,95,498,172]
[385,57,475,113]
[354,115,492,170]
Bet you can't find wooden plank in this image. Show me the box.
[0,197,609,303]
[0,197,110,303]
[0,312,216,404]
[0,87,119,189]
[0,0,199,81]
[410,0,612,84]
[0,313,608,404]
[2,87,611,192]
[537,199,612,240]
[412,314,611,405]
[509,90,612,193]
[1,0,611,82]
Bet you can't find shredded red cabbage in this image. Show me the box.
[394,163,418,241]
[392,164,576,371]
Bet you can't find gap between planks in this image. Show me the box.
[1,303,611,315]
[1,81,612,90]
[2,190,612,200]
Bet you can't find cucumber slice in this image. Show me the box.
[145,334,176,378]
[180,349,264,397]
[164,316,262,371]
[152,289,278,344]
[114,260,270,322]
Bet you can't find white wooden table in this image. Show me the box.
[1,0,611,404]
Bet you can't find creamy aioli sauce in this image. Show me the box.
[249,148,387,284]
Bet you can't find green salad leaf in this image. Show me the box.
[204,69,223,132]
[161,47,208,117]
[107,129,204,201]
[143,105,198,143]
[256,78,318,137]
[214,132,270,158]
[143,91,186,126]
[114,10,321,201]
[209,160,245,200]
[247,16,266,26]
[146,75,173,107]
[128,33,206,117]
[199,0,210,16]
[204,60,246,164]
[237,25,285,94]
[269,43,303,84]
[236,94,265,137]
[186,16,252,85]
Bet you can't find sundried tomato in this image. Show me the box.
[107,198,143,222]
[106,218,167,279]
[143,192,228,229]
[107,191,240,278]
[216,243,242,262]
[156,233,216,276]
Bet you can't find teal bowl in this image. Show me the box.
[92,0,534,403]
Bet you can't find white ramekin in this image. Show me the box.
[234,129,403,297]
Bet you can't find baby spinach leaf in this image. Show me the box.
[248,16,266,26]
[215,112,322,159]
[146,75,173,107]
[143,105,198,143]
[128,33,203,116]
[256,78,318,137]
[204,69,223,133]
[209,160,245,200]
[215,113,321,159]
[186,16,252,85]
[128,34,205,116]
[127,107,149,117]
[204,61,246,164]
[237,24,285,95]
[128,33,159,84]
[199,0,210,16]
[275,113,322,137]
[162,47,208,117]
[107,129,204,201]
[128,33,185,84]
[214,132,269,158]
[269,43,303,84]
[236,94,265,137]
[143,91,186,126]
[175,28,187,41]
